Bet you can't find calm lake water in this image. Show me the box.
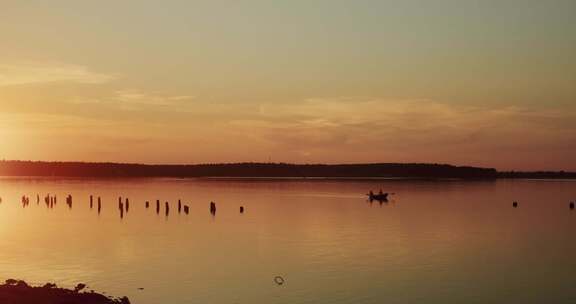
[0,177,574,303]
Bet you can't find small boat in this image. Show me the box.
[367,191,389,202]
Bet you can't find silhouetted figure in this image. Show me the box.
[118,197,122,210]
[66,195,72,209]
[97,198,102,214]
[178,200,182,213]
[183,205,189,214]
[145,201,149,208]
[570,202,574,210]
[125,198,129,212]
[240,206,244,213]
[513,201,518,208]
[210,202,216,215]
[119,201,124,211]
[37,194,40,204]
[165,202,169,216]
[90,195,93,209]
[156,200,160,214]
[120,207,124,219]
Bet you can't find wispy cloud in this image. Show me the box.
[0,62,116,86]
[70,89,195,109]
[228,97,576,166]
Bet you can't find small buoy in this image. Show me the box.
[274,276,285,286]
[513,201,518,208]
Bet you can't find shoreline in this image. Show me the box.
[0,279,129,304]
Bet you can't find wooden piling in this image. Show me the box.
[210,202,216,215]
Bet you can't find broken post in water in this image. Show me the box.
[210,202,216,215]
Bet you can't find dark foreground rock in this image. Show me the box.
[0,279,130,304]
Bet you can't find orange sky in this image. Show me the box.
[0,1,575,171]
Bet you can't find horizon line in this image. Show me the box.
[1,159,574,174]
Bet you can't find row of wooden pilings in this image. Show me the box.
[13,194,247,218]
[6,194,249,216]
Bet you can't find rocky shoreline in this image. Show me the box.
[0,279,130,304]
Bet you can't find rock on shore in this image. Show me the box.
[0,279,130,304]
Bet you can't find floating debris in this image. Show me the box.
[274,276,285,286]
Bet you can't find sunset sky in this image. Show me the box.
[0,1,574,170]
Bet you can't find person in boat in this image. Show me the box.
[369,190,374,197]
[378,190,384,196]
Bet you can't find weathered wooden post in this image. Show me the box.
[210,202,216,215]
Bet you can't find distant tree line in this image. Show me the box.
[0,161,507,178]
[497,170,576,179]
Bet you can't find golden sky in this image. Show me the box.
[0,1,575,170]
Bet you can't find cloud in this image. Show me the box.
[114,89,194,106]
[0,62,116,86]
[69,89,194,109]
[228,97,576,164]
